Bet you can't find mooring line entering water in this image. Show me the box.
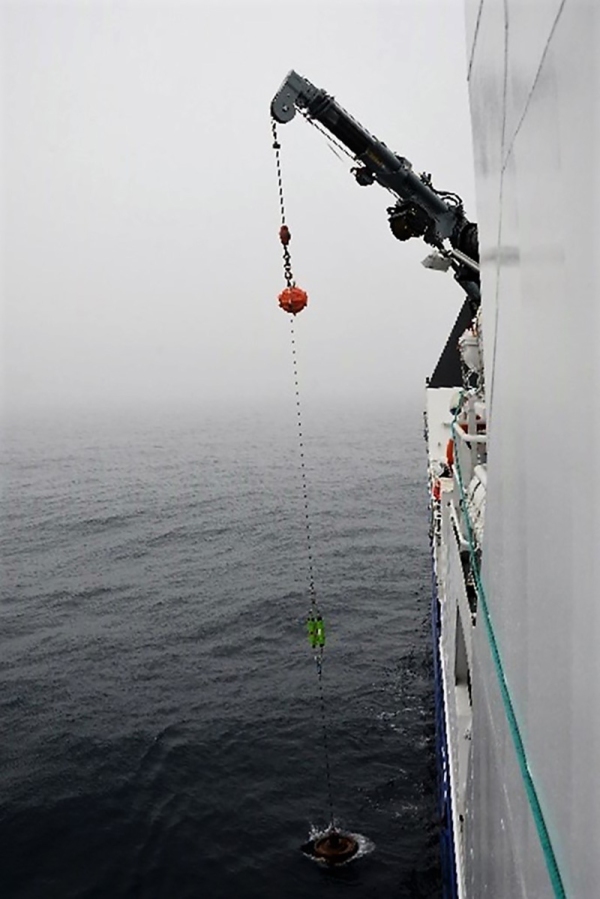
[272,118,335,827]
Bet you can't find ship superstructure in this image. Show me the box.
[454,1,599,895]
[428,1,599,895]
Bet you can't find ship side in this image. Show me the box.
[428,2,599,896]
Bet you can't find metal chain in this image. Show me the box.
[272,117,335,826]
[271,120,294,289]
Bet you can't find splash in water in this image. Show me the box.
[301,823,375,866]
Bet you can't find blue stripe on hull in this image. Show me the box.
[430,564,460,899]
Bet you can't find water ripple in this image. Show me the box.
[0,404,440,899]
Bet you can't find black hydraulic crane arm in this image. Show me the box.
[271,70,480,306]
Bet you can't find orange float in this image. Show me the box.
[278,286,308,315]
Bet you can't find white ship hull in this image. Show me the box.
[429,2,600,896]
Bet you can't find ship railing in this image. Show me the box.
[448,427,487,577]
[452,423,486,493]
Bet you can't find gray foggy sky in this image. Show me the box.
[2,0,476,413]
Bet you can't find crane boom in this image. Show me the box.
[271,70,480,306]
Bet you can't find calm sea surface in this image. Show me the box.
[1,401,440,899]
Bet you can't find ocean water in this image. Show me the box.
[1,400,440,899]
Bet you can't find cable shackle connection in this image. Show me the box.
[272,120,309,314]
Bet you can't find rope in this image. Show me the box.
[289,322,317,605]
[289,321,335,824]
[316,656,335,824]
[272,118,335,826]
[300,111,398,200]
[299,111,355,162]
[290,319,335,824]
[451,395,566,898]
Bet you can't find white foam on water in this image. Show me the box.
[303,823,375,866]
